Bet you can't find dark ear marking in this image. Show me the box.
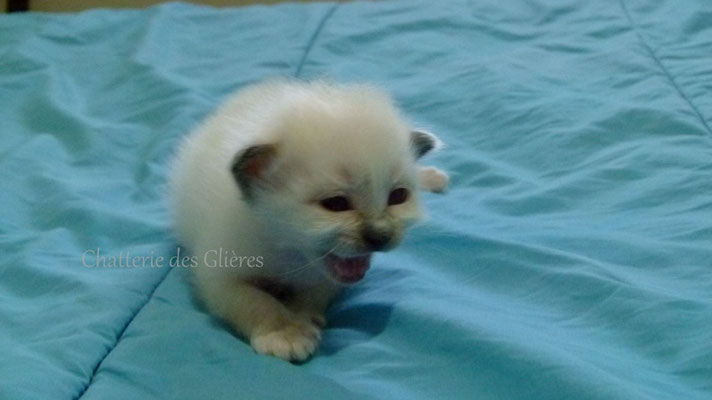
[230,144,277,200]
[410,130,441,159]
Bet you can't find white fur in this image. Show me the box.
[169,80,447,361]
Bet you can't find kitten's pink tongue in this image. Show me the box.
[326,254,371,283]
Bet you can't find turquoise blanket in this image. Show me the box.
[1,1,710,399]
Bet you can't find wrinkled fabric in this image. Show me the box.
[0,1,710,399]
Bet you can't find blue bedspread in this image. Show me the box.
[1,1,710,399]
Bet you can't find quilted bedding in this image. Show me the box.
[1,1,710,399]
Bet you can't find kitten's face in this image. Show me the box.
[259,150,423,283]
[230,88,438,283]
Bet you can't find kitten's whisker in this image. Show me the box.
[277,245,337,276]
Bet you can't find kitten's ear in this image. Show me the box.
[410,130,442,159]
[230,144,278,200]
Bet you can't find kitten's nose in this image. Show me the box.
[362,227,392,251]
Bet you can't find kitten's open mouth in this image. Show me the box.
[325,253,372,284]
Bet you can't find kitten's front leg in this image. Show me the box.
[287,279,343,328]
[419,166,449,193]
[195,272,321,361]
[250,308,322,362]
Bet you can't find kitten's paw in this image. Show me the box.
[298,311,326,328]
[250,318,321,361]
[419,166,449,193]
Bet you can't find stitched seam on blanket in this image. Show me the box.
[618,0,712,136]
[73,268,173,400]
[294,3,340,77]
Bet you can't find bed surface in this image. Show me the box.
[1,1,710,399]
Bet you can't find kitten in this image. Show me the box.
[170,80,448,361]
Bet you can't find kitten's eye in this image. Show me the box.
[388,188,409,205]
[319,196,352,212]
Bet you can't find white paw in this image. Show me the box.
[419,166,449,193]
[299,312,326,328]
[250,318,321,361]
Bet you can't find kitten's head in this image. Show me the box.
[230,83,440,284]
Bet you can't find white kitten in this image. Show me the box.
[170,80,448,361]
